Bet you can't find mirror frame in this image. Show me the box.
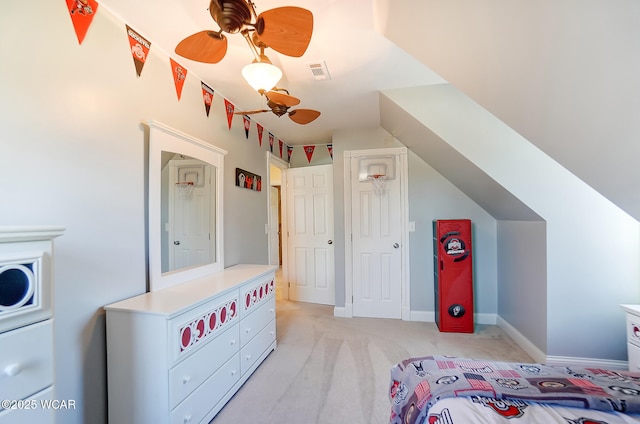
[147,121,227,292]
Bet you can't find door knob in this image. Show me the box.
[174,241,181,245]
[328,240,333,245]
[393,243,400,248]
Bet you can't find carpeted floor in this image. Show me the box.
[210,299,533,423]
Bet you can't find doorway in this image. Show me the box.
[267,153,289,300]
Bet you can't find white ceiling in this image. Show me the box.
[98,0,445,145]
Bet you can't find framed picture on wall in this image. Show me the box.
[235,168,261,191]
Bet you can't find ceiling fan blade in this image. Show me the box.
[288,109,321,125]
[256,7,313,57]
[266,91,300,107]
[175,31,227,63]
[234,109,270,115]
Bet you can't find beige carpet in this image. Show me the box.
[211,300,533,423]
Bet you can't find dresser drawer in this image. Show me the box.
[169,291,239,364]
[628,342,640,372]
[170,354,240,424]
[241,275,275,318]
[0,320,53,403]
[169,323,239,409]
[240,297,275,347]
[240,319,276,375]
[0,386,54,424]
[627,314,640,348]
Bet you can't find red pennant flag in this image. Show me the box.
[257,123,264,146]
[327,143,333,159]
[201,82,214,116]
[66,0,98,44]
[304,145,315,163]
[279,139,283,158]
[287,145,293,162]
[224,98,234,129]
[243,115,251,139]
[268,133,274,152]
[170,58,187,101]
[126,25,151,77]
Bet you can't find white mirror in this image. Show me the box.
[147,121,226,291]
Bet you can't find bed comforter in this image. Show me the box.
[389,356,640,424]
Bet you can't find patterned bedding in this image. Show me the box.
[389,356,640,424]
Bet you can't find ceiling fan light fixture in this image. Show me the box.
[242,57,282,93]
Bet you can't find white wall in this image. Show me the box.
[331,127,499,319]
[0,3,274,422]
[407,150,497,318]
[382,83,640,361]
[497,221,547,353]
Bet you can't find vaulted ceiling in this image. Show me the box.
[99,0,640,222]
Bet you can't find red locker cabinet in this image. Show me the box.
[433,219,474,333]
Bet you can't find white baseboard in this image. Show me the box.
[333,303,353,318]
[496,315,547,363]
[545,355,628,370]
[496,315,629,369]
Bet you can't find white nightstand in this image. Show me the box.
[621,304,640,372]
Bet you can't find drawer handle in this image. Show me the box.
[245,354,252,361]
[231,369,237,376]
[182,375,191,384]
[270,308,275,314]
[245,328,252,334]
[4,363,21,377]
[183,414,192,423]
[230,339,237,346]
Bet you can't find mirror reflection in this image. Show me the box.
[160,152,216,274]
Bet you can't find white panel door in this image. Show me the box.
[351,155,402,318]
[169,160,212,270]
[286,164,335,305]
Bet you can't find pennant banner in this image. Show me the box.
[67,0,99,44]
[224,98,235,129]
[201,82,214,116]
[287,145,293,163]
[243,115,251,139]
[170,58,187,101]
[268,133,274,153]
[304,145,316,163]
[126,25,151,77]
[327,143,333,159]
[257,124,264,146]
[279,139,283,159]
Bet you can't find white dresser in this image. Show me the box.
[622,304,640,372]
[104,264,277,424]
[0,226,64,424]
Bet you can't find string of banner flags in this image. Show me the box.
[64,0,333,164]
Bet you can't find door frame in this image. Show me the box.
[343,147,410,320]
[266,152,289,298]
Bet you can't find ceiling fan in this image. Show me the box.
[235,89,321,125]
[175,0,313,64]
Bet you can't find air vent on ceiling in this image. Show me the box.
[306,61,331,81]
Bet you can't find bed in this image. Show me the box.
[389,355,640,424]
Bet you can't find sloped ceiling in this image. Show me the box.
[377,0,640,221]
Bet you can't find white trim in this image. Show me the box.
[410,310,433,322]
[475,313,497,325]
[147,121,227,292]
[266,152,289,299]
[496,315,546,363]
[544,356,628,370]
[343,147,409,320]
